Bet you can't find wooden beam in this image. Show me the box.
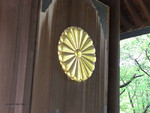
[120,13,132,31]
[123,0,143,27]
[137,0,150,25]
[121,26,150,40]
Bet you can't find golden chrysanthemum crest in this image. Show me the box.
[58,26,96,82]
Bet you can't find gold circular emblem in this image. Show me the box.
[58,26,96,82]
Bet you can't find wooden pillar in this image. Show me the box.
[100,0,120,113]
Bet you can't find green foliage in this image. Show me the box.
[120,34,150,113]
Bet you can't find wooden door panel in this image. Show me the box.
[0,0,39,113]
[31,0,109,113]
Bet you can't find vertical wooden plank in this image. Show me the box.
[30,1,56,112]
[100,0,120,113]
[13,0,33,112]
[0,0,20,112]
[0,0,40,113]
[91,1,110,112]
[22,0,40,113]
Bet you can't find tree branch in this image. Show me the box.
[120,74,144,88]
[135,59,150,77]
[120,89,126,95]
[142,104,150,113]
[145,49,150,62]
[127,90,136,113]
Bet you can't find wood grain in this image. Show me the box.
[0,0,40,113]
[100,0,120,112]
[30,0,109,113]
[123,0,143,27]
